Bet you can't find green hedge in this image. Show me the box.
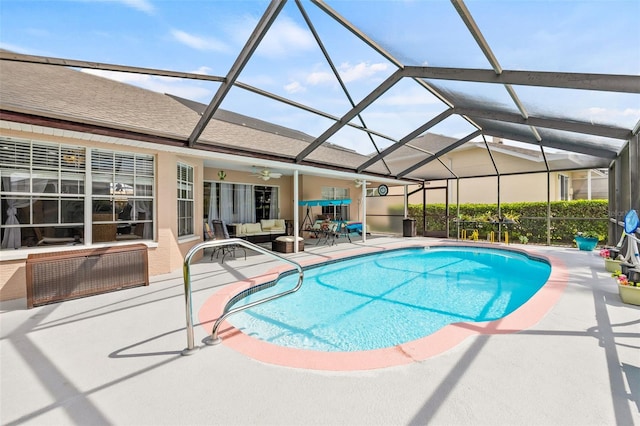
[408,200,609,245]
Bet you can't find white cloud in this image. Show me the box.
[190,66,213,75]
[586,106,640,126]
[83,0,155,14]
[622,108,640,116]
[171,29,229,52]
[118,0,154,14]
[293,62,388,90]
[338,62,389,83]
[81,69,213,102]
[284,81,305,94]
[306,71,334,86]
[379,87,440,106]
[257,16,315,57]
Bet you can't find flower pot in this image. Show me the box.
[575,236,598,251]
[618,283,640,306]
[604,258,622,273]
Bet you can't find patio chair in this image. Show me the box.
[318,222,343,246]
[210,220,246,263]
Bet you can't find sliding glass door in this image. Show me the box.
[204,181,278,224]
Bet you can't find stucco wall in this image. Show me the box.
[0,129,206,303]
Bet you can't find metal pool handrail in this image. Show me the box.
[182,238,304,355]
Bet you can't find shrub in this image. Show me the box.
[407,199,608,245]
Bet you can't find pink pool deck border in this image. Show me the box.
[198,242,568,371]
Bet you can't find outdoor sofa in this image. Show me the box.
[231,219,287,243]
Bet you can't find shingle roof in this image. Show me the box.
[0,59,385,175]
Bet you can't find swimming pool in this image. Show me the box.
[224,246,552,352]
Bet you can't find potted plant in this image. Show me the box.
[600,248,623,273]
[574,230,601,251]
[614,271,640,306]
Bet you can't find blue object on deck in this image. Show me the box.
[298,199,351,207]
[624,210,639,234]
[345,222,362,234]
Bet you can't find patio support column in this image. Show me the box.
[404,185,408,218]
[497,174,501,241]
[547,171,551,246]
[630,134,639,212]
[456,178,460,240]
[361,180,367,243]
[422,183,426,236]
[294,170,299,252]
[445,179,450,239]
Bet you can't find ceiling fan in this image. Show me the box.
[250,168,282,181]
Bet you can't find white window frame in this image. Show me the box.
[177,162,194,237]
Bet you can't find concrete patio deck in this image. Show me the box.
[1,237,638,425]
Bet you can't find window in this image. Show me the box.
[321,186,349,220]
[0,138,155,250]
[559,174,569,201]
[204,182,278,224]
[1,138,85,249]
[92,150,154,242]
[254,185,278,221]
[177,163,194,237]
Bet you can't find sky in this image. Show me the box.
[1,0,639,155]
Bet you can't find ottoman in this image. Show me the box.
[272,236,304,253]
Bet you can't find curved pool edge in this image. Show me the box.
[198,242,568,371]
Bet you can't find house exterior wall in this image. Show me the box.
[0,128,208,303]
[407,173,553,205]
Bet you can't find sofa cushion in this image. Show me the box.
[243,223,263,234]
[260,219,275,230]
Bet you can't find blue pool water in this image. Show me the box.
[227,247,551,352]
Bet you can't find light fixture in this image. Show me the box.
[250,167,282,181]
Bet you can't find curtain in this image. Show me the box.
[269,187,278,219]
[236,184,255,223]
[1,175,50,249]
[219,183,234,224]
[134,200,153,240]
[207,182,218,232]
